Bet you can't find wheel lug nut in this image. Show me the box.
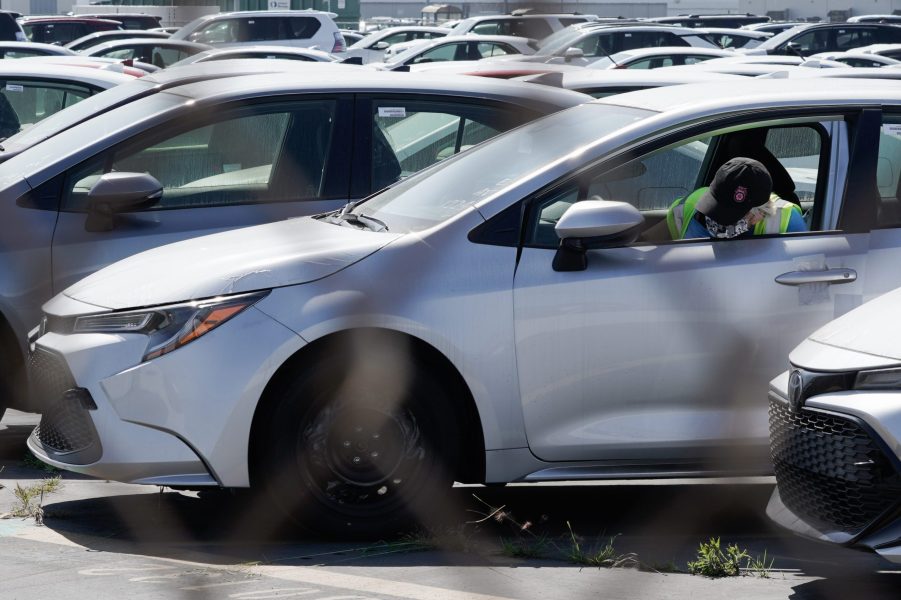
[352,456,361,464]
[343,441,351,447]
[371,451,379,458]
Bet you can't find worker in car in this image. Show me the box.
[667,157,807,240]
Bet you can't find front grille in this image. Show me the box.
[29,347,95,455]
[770,398,901,536]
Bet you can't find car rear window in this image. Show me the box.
[287,17,321,39]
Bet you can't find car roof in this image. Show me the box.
[0,41,74,54]
[19,16,122,25]
[560,68,744,89]
[160,64,589,109]
[694,27,771,37]
[0,61,132,86]
[609,46,735,59]
[194,10,334,21]
[86,39,210,52]
[596,77,901,114]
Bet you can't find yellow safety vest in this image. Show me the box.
[666,187,801,241]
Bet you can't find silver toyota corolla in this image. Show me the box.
[29,79,901,536]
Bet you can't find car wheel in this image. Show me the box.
[257,348,460,538]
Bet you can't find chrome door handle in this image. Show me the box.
[775,268,857,286]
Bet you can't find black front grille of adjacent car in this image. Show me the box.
[769,398,901,536]
[29,347,96,456]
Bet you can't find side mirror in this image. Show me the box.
[373,41,390,50]
[553,200,644,272]
[563,47,584,62]
[85,172,163,233]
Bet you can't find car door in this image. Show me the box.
[512,111,877,466]
[49,95,353,294]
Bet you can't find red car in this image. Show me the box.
[18,17,120,46]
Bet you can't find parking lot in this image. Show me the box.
[2,410,899,600]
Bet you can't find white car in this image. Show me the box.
[372,35,536,70]
[171,10,345,54]
[809,51,900,67]
[586,46,735,70]
[768,283,901,565]
[169,45,340,67]
[447,14,596,40]
[345,26,447,64]
[28,79,901,536]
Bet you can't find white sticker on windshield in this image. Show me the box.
[378,107,406,118]
[883,124,901,138]
[5,84,23,93]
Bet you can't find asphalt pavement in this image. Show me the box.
[2,409,899,600]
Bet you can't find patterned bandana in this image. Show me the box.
[703,215,751,239]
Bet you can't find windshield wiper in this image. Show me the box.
[338,212,389,232]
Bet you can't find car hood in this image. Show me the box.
[62,217,400,311]
[805,287,901,362]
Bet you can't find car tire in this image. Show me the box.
[257,344,461,538]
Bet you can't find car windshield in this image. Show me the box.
[383,40,435,65]
[1,78,153,151]
[534,27,584,54]
[351,103,653,232]
[755,24,809,49]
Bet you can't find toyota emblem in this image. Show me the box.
[788,369,804,413]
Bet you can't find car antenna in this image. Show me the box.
[594,42,620,67]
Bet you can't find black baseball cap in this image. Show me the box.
[695,157,773,226]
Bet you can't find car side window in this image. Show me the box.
[411,42,466,63]
[471,21,500,35]
[626,57,674,69]
[835,27,876,51]
[875,115,901,228]
[525,122,831,247]
[61,100,337,212]
[370,99,512,192]
[286,17,320,40]
[379,31,410,46]
[243,18,280,42]
[0,80,92,134]
[192,20,238,44]
[477,42,514,57]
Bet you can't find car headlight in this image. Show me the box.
[71,291,269,362]
[854,367,901,390]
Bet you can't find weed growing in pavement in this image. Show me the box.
[687,537,749,578]
[745,549,775,578]
[6,476,62,524]
[563,523,638,568]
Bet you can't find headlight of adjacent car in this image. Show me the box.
[854,367,901,390]
[71,291,269,362]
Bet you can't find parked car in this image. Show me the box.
[0,42,75,59]
[19,17,121,46]
[495,23,717,66]
[0,62,131,138]
[0,11,25,41]
[345,26,447,64]
[586,46,734,69]
[448,13,596,40]
[171,11,345,53]
[66,30,170,52]
[767,273,901,564]
[170,46,339,67]
[340,29,364,46]
[81,39,211,68]
[373,35,536,70]
[75,13,163,31]
[847,14,901,24]
[0,63,587,421]
[809,51,900,67]
[658,57,846,76]
[26,78,901,536]
[747,22,901,56]
[695,27,771,49]
[644,14,770,29]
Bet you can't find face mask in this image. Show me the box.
[704,215,751,239]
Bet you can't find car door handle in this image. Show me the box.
[775,268,857,286]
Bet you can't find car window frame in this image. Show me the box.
[470,107,872,249]
[57,94,353,214]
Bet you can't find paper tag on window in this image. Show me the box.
[378,107,406,118]
[883,124,901,138]
[5,84,23,92]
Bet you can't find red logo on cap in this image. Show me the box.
[734,186,748,203]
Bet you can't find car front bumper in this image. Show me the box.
[767,370,901,564]
[27,304,303,487]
